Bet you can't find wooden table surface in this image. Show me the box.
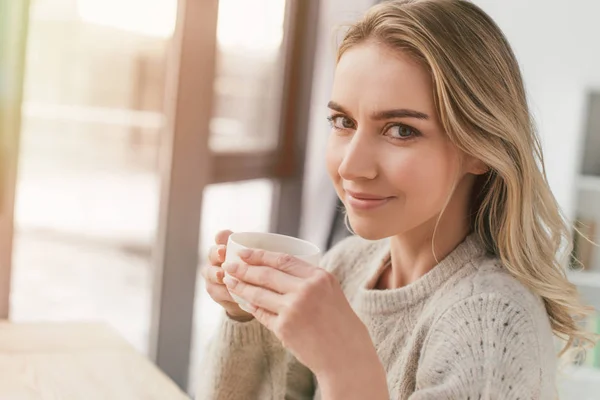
[0,322,191,400]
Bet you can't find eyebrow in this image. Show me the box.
[327,101,429,121]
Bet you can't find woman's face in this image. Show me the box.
[326,42,471,240]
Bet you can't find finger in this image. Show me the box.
[205,281,237,303]
[223,275,285,314]
[200,264,209,280]
[215,230,233,246]
[238,249,312,278]
[222,262,300,294]
[202,265,225,284]
[251,307,277,332]
[208,245,226,266]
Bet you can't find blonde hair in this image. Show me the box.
[338,0,596,356]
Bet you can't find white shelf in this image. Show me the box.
[559,366,600,400]
[568,270,600,312]
[578,175,600,193]
[568,270,600,287]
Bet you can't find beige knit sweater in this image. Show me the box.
[195,234,558,399]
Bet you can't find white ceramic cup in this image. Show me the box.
[225,232,321,313]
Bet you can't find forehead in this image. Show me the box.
[332,42,434,115]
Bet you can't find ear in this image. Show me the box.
[464,155,489,176]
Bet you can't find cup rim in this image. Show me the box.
[228,231,321,256]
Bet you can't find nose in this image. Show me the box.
[337,130,378,181]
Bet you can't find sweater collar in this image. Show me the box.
[355,233,487,315]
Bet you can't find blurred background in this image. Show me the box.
[1,0,599,398]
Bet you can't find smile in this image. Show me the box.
[345,192,394,211]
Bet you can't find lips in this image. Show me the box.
[344,190,390,200]
[344,190,394,211]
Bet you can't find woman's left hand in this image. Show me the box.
[221,248,381,379]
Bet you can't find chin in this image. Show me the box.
[346,215,392,241]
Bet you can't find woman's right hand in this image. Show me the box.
[202,229,255,322]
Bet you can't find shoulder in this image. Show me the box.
[432,255,554,352]
[436,255,549,324]
[419,256,557,398]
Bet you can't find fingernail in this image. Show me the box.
[238,249,252,258]
[223,275,238,288]
[222,262,238,273]
[217,246,226,259]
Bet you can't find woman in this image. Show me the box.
[197,1,594,399]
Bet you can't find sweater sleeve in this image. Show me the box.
[194,236,358,399]
[194,314,289,399]
[408,293,553,400]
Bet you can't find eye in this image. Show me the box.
[385,124,419,140]
[327,115,355,130]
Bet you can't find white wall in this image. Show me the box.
[301,0,600,248]
[474,0,600,222]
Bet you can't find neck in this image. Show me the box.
[382,178,474,289]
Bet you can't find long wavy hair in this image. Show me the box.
[338,0,595,356]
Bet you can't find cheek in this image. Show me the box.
[386,148,456,205]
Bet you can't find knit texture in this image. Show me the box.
[195,234,557,399]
